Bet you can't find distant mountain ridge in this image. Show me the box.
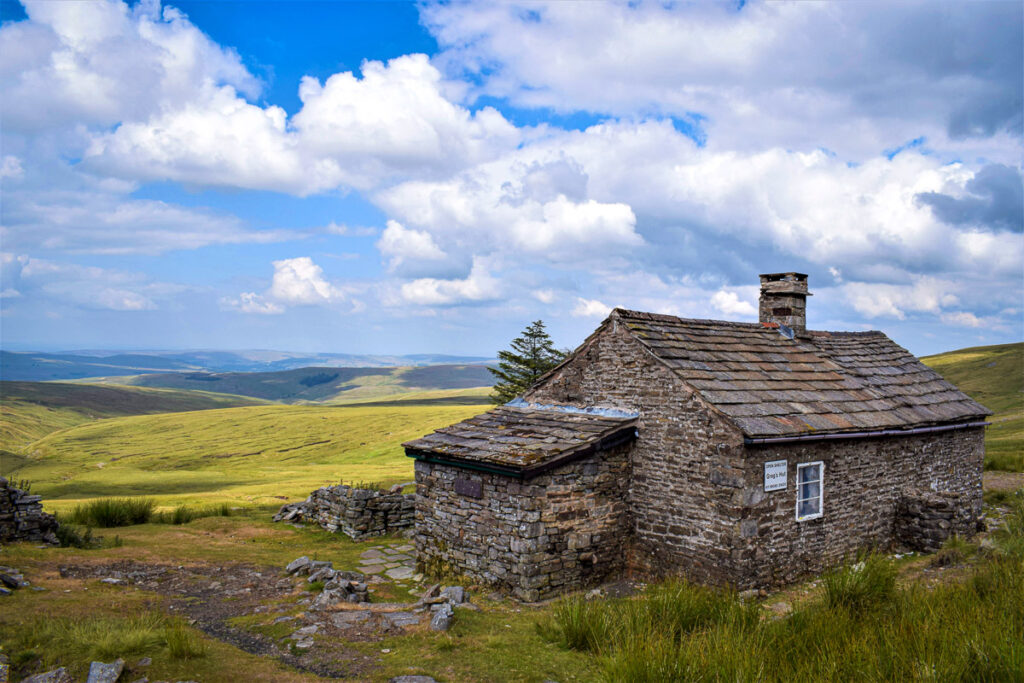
[0,349,494,382]
[127,365,495,403]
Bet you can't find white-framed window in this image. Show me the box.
[795,461,824,521]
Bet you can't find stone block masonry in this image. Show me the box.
[414,442,632,602]
[275,484,414,540]
[895,488,981,552]
[0,477,59,545]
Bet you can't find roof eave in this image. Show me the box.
[743,420,990,446]
[405,421,638,480]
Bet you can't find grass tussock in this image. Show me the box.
[67,497,155,527]
[154,502,233,525]
[822,553,897,611]
[165,621,208,659]
[541,500,1024,682]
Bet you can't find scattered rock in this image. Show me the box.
[439,586,465,604]
[308,566,337,583]
[135,657,152,668]
[738,589,759,602]
[291,624,319,639]
[389,677,437,683]
[20,668,73,683]
[100,577,123,585]
[420,583,441,599]
[86,658,125,683]
[310,577,370,610]
[308,560,333,573]
[584,588,604,600]
[429,603,454,631]
[383,612,420,629]
[285,556,311,575]
[330,610,372,627]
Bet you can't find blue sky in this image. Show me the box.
[1,0,1021,357]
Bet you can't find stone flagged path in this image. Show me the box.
[359,543,419,581]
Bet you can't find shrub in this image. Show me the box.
[822,553,897,613]
[54,522,98,549]
[68,497,154,527]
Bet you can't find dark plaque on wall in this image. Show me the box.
[454,478,483,498]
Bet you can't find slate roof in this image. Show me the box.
[403,405,638,477]
[614,308,991,438]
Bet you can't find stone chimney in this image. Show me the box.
[759,272,811,335]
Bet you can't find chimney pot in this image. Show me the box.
[759,272,811,335]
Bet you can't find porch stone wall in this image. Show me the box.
[413,441,631,602]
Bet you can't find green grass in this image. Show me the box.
[8,402,486,511]
[922,342,1023,472]
[0,381,265,470]
[540,500,1024,682]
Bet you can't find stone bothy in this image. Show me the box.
[404,272,990,601]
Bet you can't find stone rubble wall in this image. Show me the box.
[277,484,415,540]
[0,476,59,545]
[414,440,632,602]
[895,487,981,552]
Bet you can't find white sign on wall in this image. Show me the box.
[764,460,788,492]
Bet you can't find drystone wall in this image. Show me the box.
[524,321,747,586]
[895,487,981,552]
[275,484,414,540]
[0,477,59,545]
[414,441,632,602]
[734,428,984,587]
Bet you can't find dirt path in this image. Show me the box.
[983,471,1024,492]
[58,560,405,679]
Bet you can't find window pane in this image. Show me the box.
[799,498,819,517]
[799,464,820,484]
[800,481,820,501]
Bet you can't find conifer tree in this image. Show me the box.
[489,320,567,404]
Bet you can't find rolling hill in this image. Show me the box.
[10,402,488,509]
[921,341,1023,471]
[125,364,495,403]
[0,381,266,472]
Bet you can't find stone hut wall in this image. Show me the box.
[523,321,747,585]
[733,428,984,587]
[895,488,980,552]
[0,477,59,545]
[413,441,632,602]
[306,485,414,540]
